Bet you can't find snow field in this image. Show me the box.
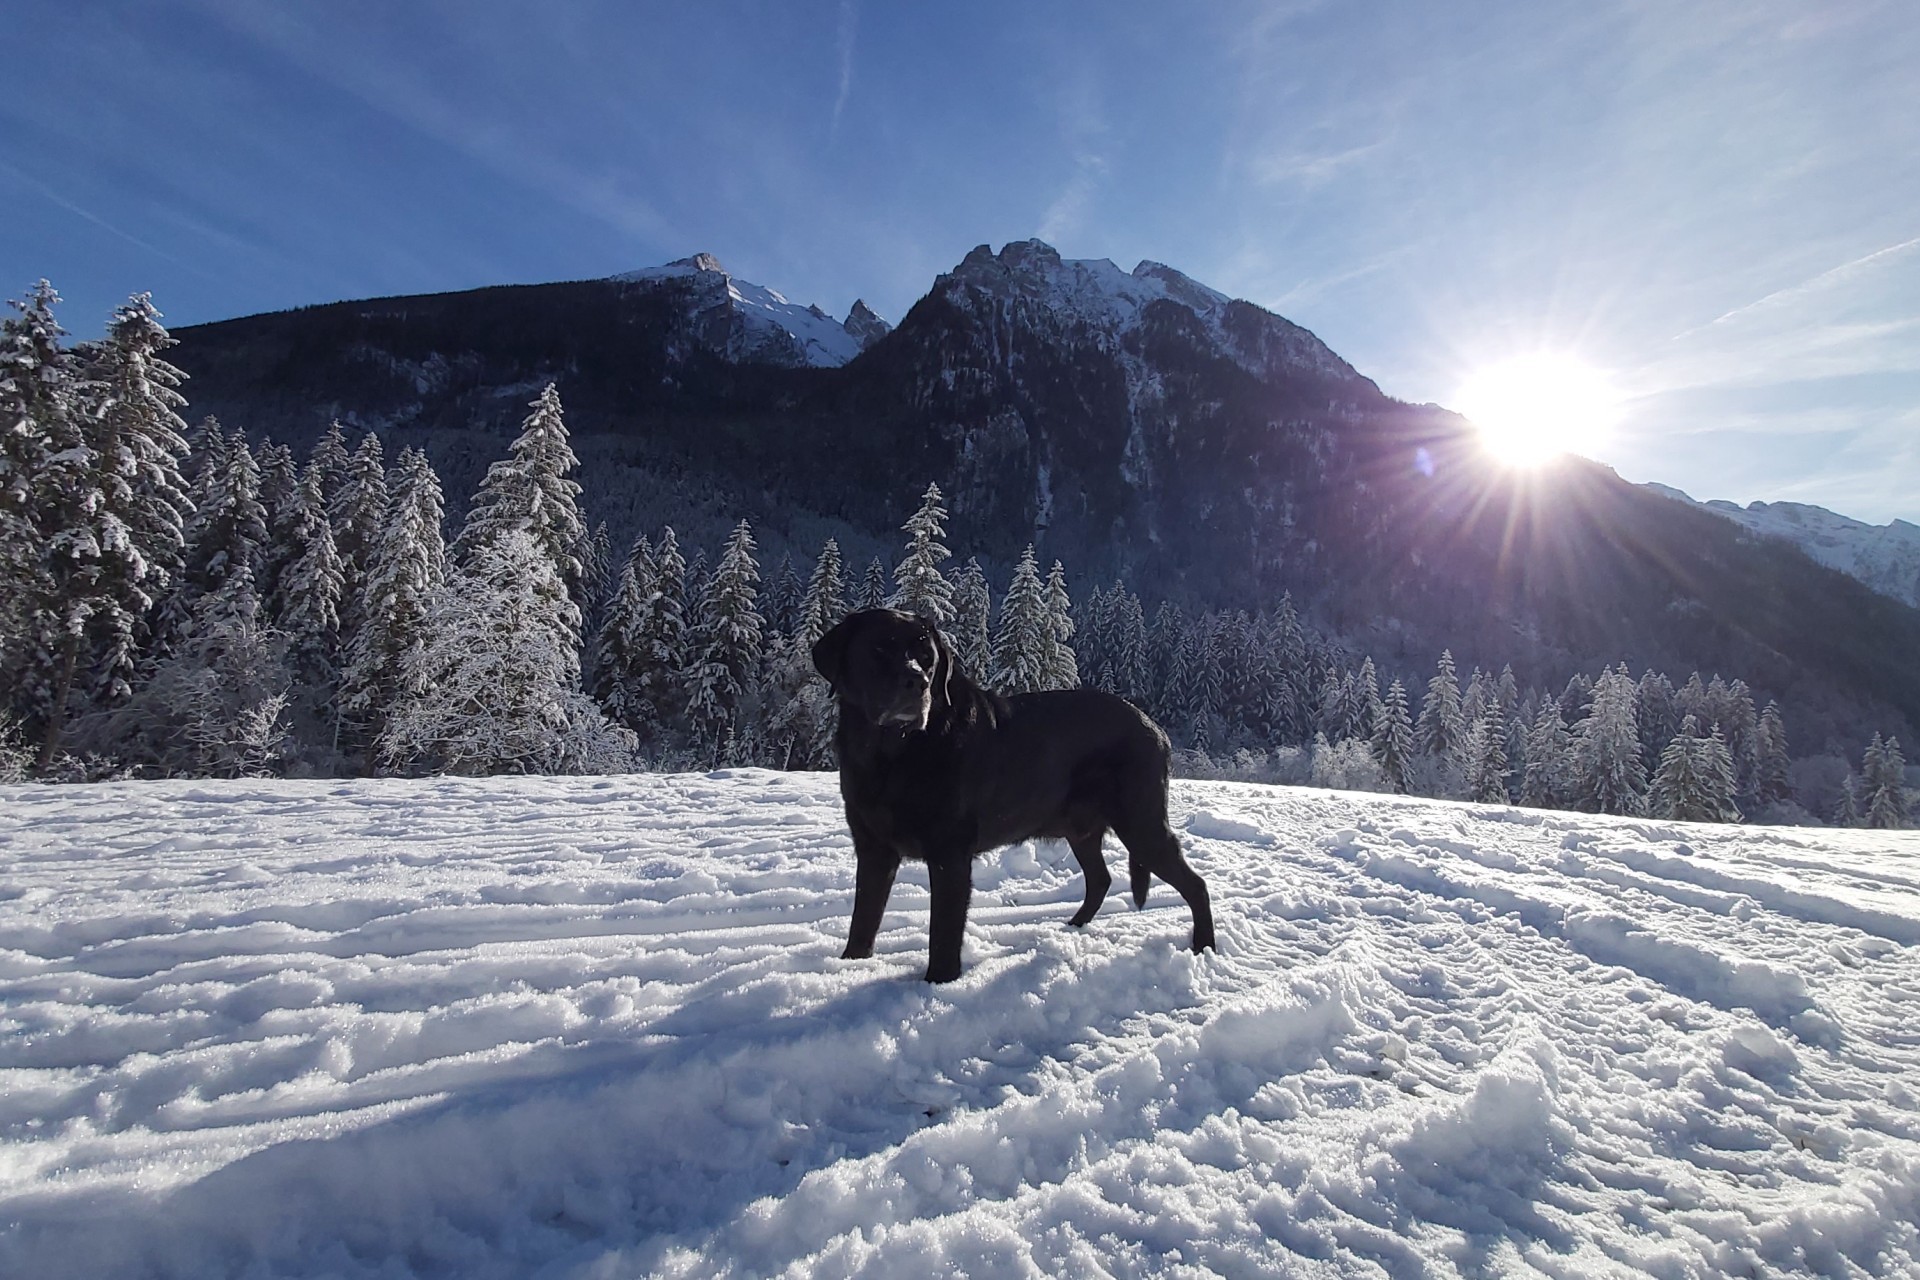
[1,772,1919,1277]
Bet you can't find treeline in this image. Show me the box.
[0,282,1910,829]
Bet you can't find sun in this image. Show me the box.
[1453,354,1622,466]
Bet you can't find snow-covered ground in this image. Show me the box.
[3,772,1918,1279]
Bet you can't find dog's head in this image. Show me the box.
[812,609,954,731]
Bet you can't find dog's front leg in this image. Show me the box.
[923,853,974,983]
[842,837,900,961]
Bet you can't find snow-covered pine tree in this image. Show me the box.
[450,384,585,618]
[1172,614,1223,750]
[1371,677,1415,793]
[254,441,300,609]
[1108,587,1148,706]
[1461,667,1489,727]
[799,537,848,648]
[340,447,447,753]
[989,546,1050,695]
[1830,773,1863,828]
[1521,700,1571,809]
[765,550,804,639]
[309,420,352,514]
[1649,715,1741,822]
[177,424,268,616]
[1573,665,1647,815]
[1144,600,1185,730]
[1465,703,1510,803]
[633,527,691,741]
[1417,650,1465,768]
[859,556,888,611]
[581,521,614,624]
[889,481,954,624]
[1636,669,1678,776]
[1353,657,1382,745]
[946,556,991,676]
[1268,595,1311,744]
[1318,664,1353,743]
[1865,734,1910,830]
[1755,702,1792,808]
[381,530,631,776]
[590,535,654,734]
[685,519,763,757]
[274,464,345,741]
[1041,560,1078,690]
[331,431,388,651]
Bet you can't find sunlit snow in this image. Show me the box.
[2,772,1917,1277]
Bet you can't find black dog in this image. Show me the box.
[812,608,1215,983]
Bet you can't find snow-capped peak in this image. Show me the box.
[844,298,892,350]
[941,239,1361,385]
[611,255,863,369]
[1645,483,1920,609]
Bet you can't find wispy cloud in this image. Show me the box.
[1674,234,1920,339]
[830,1,857,137]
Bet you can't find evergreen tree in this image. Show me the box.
[1144,600,1185,730]
[1573,665,1647,815]
[1636,669,1679,776]
[275,465,345,739]
[1041,559,1078,689]
[309,420,352,514]
[178,424,268,614]
[382,531,631,776]
[947,556,992,676]
[632,527,691,742]
[1650,715,1741,822]
[1521,701,1572,809]
[1465,703,1510,803]
[1864,734,1911,830]
[340,447,447,751]
[1755,702,1792,807]
[1417,650,1465,767]
[799,537,848,647]
[1353,657,1382,744]
[451,383,585,615]
[332,431,388,647]
[1107,587,1148,705]
[255,441,300,609]
[989,546,1050,695]
[765,550,804,639]
[1371,677,1415,793]
[591,535,655,734]
[859,556,888,610]
[685,520,763,755]
[1830,773,1863,828]
[888,481,954,624]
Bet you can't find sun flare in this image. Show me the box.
[1454,354,1621,466]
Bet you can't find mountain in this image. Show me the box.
[1645,484,1920,611]
[164,241,1920,740]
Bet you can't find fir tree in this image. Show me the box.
[340,447,447,751]
[764,550,804,639]
[989,546,1050,695]
[1830,773,1863,828]
[382,531,631,776]
[799,537,848,648]
[630,527,690,741]
[685,520,763,756]
[1417,650,1465,768]
[947,556,991,676]
[1864,734,1910,830]
[859,556,888,610]
[332,431,388,648]
[889,481,954,624]
[451,383,585,615]
[309,420,352,514]
[1755,702,1792,807]
[1465,703,1510,803]
[591,535,655,733]
[1650,715,1741,822]
[1371,677,1415,794]
[274,465,345,738]
[1573,665,1647,816]
[1521,701,1571,809]
[177,424,268,618]
[1041,560,1078,689]
[1107,587,1148,705]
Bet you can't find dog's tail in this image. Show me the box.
[1130,856,1151,908]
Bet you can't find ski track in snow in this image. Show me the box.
[1,772,1918,1278]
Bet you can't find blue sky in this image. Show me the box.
[7,0,1917,523]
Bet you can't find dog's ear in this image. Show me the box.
[811,616,856,694]
[928,624,956,712]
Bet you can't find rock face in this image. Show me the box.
[1646,484,1920,611]
[166,241,1920,733]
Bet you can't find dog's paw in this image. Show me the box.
[923,962,962,984]
[840,944,873,960]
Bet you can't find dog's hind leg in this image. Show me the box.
[1114,820,1216,954]
[1065,832,1112,927]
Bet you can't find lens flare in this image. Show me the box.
[1454,354,1622,466]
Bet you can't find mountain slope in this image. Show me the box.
[164,242,1920,736]
[1647,483,1920,610]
